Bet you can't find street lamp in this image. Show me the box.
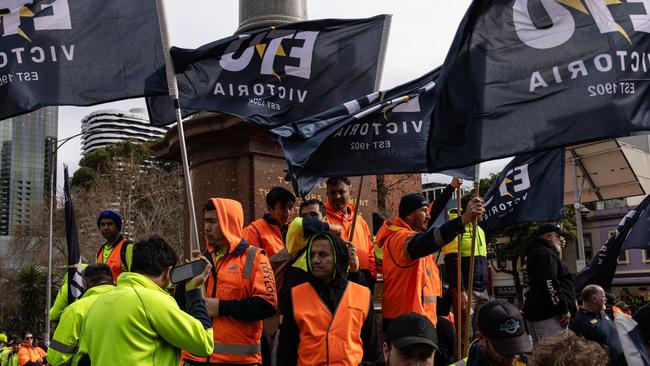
[45,132,82,344]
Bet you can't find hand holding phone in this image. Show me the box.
[171,257,208,285]
[184,256,212,291]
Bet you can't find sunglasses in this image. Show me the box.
[24,336,33,339]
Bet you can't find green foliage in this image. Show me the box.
[17,265,46,336]
[70,166,96,189]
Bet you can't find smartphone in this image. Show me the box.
[170,260,206,284]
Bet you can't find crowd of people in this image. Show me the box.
[0,176,649,366]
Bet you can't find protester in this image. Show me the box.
[443,192,489,336]
[434,316,455,366]
[523,223,576,344]
[47,263,115,366]
[570,284,626,366]
[75,235,214,365]
[243,187,295,257]
[277,232,377,365]
[1,341,19,366]
[454,301,532,366]
[376,191,484,331]
[17,332,46,366]
[528,331,609,366]
[325,176,377,291]
[182,198,278,365]
[95,210,135,280]
[634,303,650,355]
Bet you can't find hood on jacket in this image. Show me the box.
[526,236,559,256]
[375,217,411,249]
[207,198,244,254]
[305,232,350,281]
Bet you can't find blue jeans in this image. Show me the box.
[526,316,567,345]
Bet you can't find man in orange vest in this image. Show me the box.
[277,231,377,365]
[182,198,278,366]
[95,210,134,281]
[325,176,376,292]
[17,332,46,366]
[243,187,295,257]
[376,192,484,332]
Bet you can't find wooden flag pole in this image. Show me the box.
[455,186,463,361]
[463,167,481,357]
[349,176,365,239]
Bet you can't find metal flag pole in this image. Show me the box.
[348,176,365,239]
[455,186,463,361]
[155,0,201,252]
[45,142,55,344]
[463,165,481,358]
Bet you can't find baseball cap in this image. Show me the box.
[399,193,428,218]
[477,301,532,356]
[537,223,570,237]
[386,313,439,352]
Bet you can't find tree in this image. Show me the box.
[17,265,46,336]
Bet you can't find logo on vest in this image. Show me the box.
[228,264,239,272]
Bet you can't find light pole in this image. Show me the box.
[45,132,82,344]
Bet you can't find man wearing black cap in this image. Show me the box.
[523,223,576,344]
[95,209,135,282]
[456,301,532,366]
[365,312,439,366]
[376,192,484,332]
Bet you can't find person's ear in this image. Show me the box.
[162,266,172,285]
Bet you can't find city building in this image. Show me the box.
[0,107,58,238]
[80,108,168,155]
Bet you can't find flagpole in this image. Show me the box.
[455,186,463,361]
[463,165,481,358]
[348,176,365,239]
[45,141,55,344]
[155,0,201,252]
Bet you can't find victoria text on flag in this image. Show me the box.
[0,0,164,120]
[146,15,391,127]
[430,0,650,172]
[481,149,565,232]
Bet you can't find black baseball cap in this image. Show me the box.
[386,313,439,352]
[477,301,532,356]
[537,223,570,237]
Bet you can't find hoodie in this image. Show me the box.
[523,237,577,321]
[277,232,378,365]
[181,198,278,365]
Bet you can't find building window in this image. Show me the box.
[583,233,593,261]
[643,249,650,264]
[618,250,630,264]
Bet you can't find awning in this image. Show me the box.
[564,139,646,205]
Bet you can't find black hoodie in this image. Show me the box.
[277,232,378,365]
[523,237,577,321]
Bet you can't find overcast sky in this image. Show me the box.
[55,0,510,187]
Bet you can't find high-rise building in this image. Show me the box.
[81,109,168,155]
[0,107,58,237]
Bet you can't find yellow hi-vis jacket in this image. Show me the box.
[74,272,214,366]
[49,263,88,321]
[441,210,487,258]
[47,284,114,366]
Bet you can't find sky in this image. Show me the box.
[55,0,510,187]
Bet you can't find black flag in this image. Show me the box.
[481,149,565,232]
[272,69,439,196]
[429,0,650,172]
[64,166,83,303]
[0,0,164,120]
[146,15,391,127]
[574,194,650,292]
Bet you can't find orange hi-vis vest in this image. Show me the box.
[182,246,276,365]
[292,281,371,366]
[376,217,441,326]
[242,218,284,257]
[96,237,128,282]
[325,202,376,277]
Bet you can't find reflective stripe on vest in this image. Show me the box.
[451,359,467,366]
[49,339,76,354]
[213,343,261,355]
[97,238,128,281]
[292,281,370,366]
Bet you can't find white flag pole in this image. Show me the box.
[154,0,201,253]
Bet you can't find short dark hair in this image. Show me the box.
[461,194,472,212]
[300,199,325,217]
[266,187,295,208]
[325,176,351,187]
[82,262,114,287]
[204,199,216,211]
[131,235,179,277]
[581,284,602,303]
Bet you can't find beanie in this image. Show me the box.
[399,193,428,218]
[97,210,122,230]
